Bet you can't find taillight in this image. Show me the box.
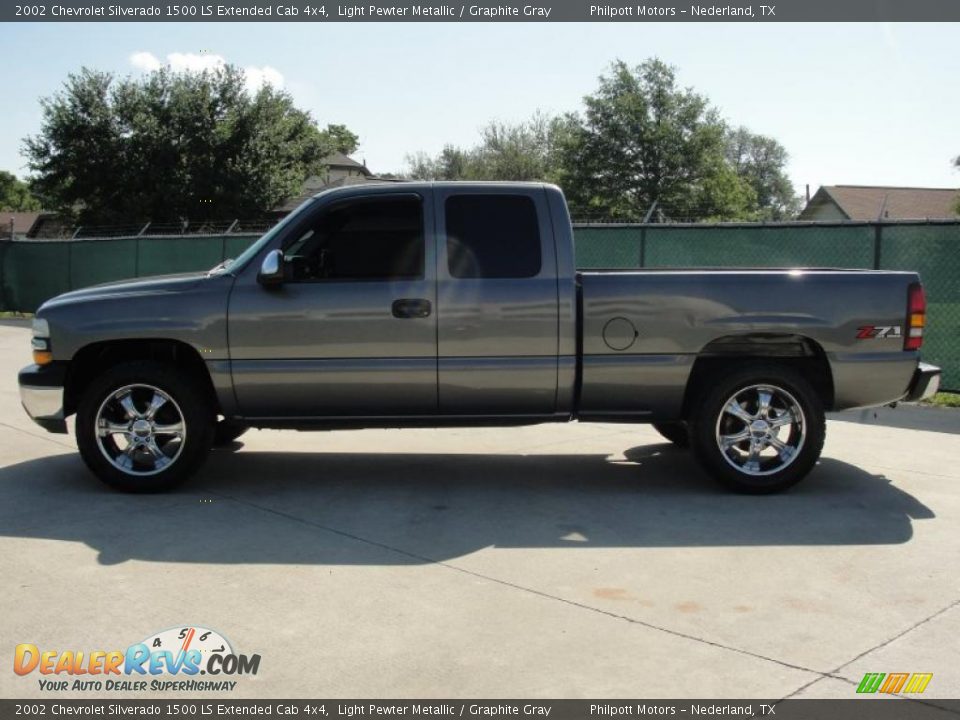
[905,282,926,351]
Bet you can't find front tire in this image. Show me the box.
[652,422,689,448]
[76,361,215,492]
[689,364,825,494]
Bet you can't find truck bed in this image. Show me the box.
[575,268,921,417]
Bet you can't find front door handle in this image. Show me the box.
[392,298,432,319]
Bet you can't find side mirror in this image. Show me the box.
[258,249,284,287]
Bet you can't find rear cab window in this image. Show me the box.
[444,195,542,279]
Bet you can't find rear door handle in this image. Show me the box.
[392,298,432,319]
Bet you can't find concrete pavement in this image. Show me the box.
[0,320,957,701]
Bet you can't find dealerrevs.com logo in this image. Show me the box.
[13,626,260,693]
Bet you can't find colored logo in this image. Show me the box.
[13,625,260,693]
[856,325,902,340]
[856,672,932,694]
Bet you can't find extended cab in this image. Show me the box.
[19,183,941,493]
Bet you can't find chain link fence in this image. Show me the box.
[1,220,957,390]
[24,218,278,240]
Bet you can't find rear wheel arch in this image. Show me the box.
[64,339,220,418]
[681,334,835,417]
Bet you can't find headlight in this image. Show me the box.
[31,318,52,365]
[32,318,49,338]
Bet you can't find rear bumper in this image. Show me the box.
[18,363,68,434]
[904,362,942,403]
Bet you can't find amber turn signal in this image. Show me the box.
[33,350,53,366]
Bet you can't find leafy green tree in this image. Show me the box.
[0,171,41,211]
[467,113,571,182]
[405,145,471,180]
[404,151,435,180]
[558,59,754,221]
[404,113,572,183]
[402,58,797,222]
[725,127,800,220]
[24,66,342,224]
[324,123,360,155]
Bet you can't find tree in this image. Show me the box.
[404,151,438,180]
[23,66,344,224]
[400,58,798,222]
[725,127,800,220]
[0,171,41,211]
[466,113,570,182]
[405,145,471,180]
[558,59,754,221]
[324,123,359,155]
[403,113,572,183]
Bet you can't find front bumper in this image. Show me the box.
[18,363,68,434]
[904,362,942,403]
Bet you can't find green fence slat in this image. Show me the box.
[0,242,8,312]
[643,225,875,269]
[573,227,643,268]
[5,241,72,313]
[69,239,138,290]
[224,235,261,259]
[135,235,233,277]
[0,234,261,313]
[878,224,960,391]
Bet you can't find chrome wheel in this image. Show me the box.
[95,384,187,476]
[714,383,806,477]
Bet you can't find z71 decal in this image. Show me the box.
[857,325,902,339]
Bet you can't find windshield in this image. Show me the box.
[225,198,318,274]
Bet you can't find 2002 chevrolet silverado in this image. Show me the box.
[18,182,941,493]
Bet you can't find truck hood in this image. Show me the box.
[39,272,209,310]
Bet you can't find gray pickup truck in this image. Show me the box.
[19,182,940,493]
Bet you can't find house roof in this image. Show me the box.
[321,152,369,173]
[273,152,375,209]
[1,211,42,235]
[802,185,960,220]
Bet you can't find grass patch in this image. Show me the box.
[921,392,960,409]
[0,311,33,319]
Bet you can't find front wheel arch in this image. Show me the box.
[64,339,220,418]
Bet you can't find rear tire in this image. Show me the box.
[75,361,215,492]
[652,422,689,448]
[689,364,825,494]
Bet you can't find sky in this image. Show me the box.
[1,22,958,197]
